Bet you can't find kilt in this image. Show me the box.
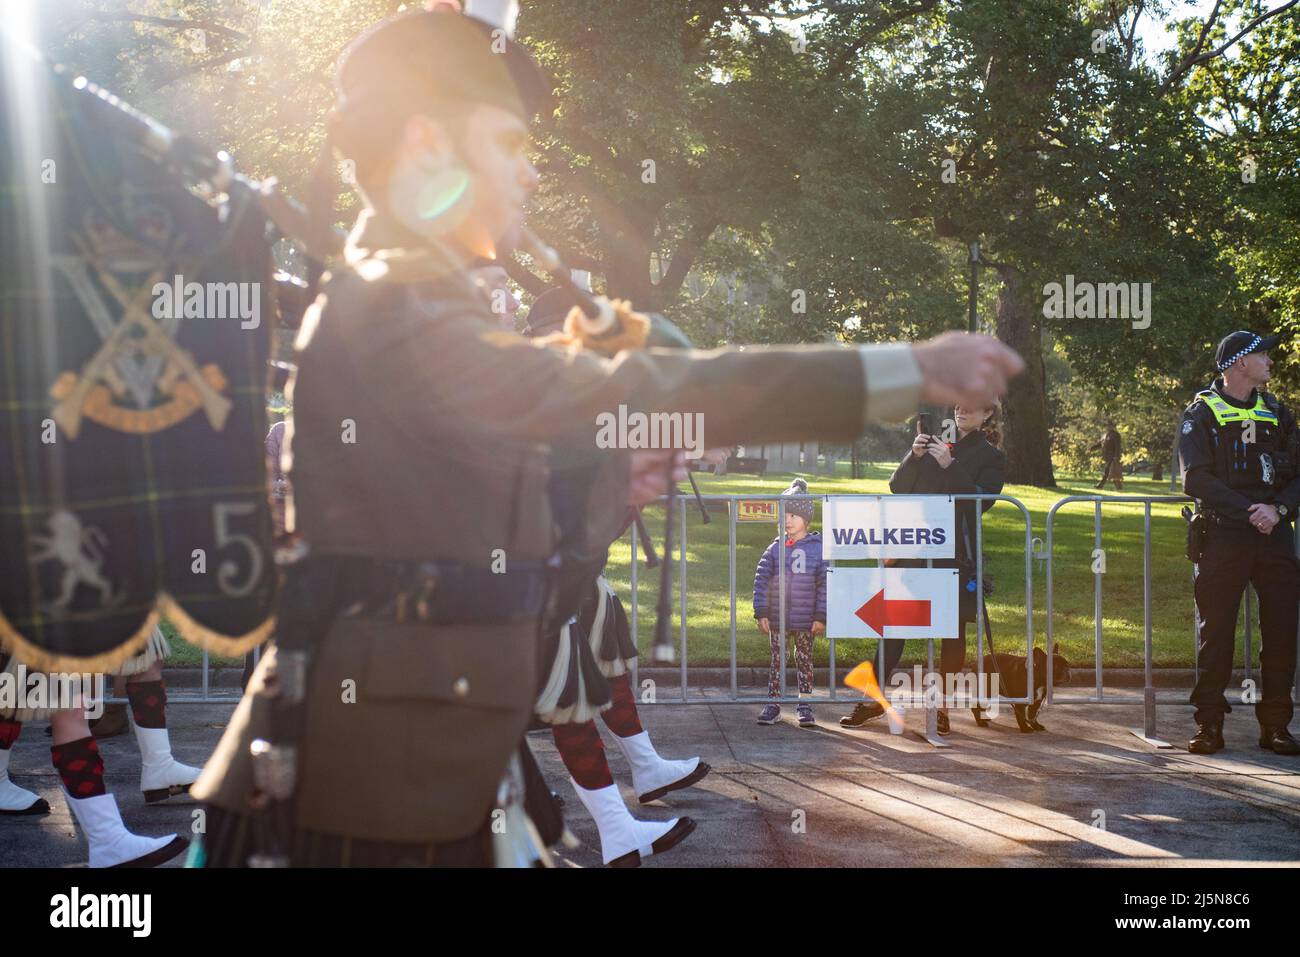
[0,625,169,721]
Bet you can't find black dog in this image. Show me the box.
[971,648,1071,733]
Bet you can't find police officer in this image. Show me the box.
[190,5,1022,866]
[1180,331,1300,755]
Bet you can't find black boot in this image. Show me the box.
[840,701,884,727]
[1259,726,1300,755]
[1188,717,1224,754]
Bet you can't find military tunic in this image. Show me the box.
[192,209,922,862]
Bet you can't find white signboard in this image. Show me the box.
[822,495,955,560]
[826,567,959,640]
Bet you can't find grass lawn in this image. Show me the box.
[165,463,1258,672]
[604,464,1254,672]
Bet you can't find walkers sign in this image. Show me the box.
[826,567,959,640]
[822,496,955,560]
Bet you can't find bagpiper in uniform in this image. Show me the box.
[525,288,710,867]
[1180,331,1300,756]
[189,6,1014,867]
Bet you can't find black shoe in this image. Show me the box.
[0,797,50,816]
[112,835,189,869]
[1188,719,1225,754]
[935,709,950,736]
[840,702,884,728]
[1259,727,1300,755]
[607,817,697,868]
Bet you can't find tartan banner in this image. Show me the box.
[0,47,277,672]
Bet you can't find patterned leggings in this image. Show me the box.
[768,630,814,697]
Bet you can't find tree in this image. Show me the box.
[36,0,1299,489]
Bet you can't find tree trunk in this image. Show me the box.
[1152,461,1163,482]
[599,200,658,307]
[604,234,656,306]
[993,265,1055,487]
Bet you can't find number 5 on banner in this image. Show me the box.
[213,502,264,598]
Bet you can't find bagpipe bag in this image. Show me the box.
[0,48,277,673]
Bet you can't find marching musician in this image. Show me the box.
[191,4,1022,867]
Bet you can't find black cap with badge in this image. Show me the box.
[1214,331,1281,373]
[330,5,553,152]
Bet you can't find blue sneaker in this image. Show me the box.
[757,704,781,725]
[796,704,816,728]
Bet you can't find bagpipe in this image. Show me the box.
[517,229,712,666]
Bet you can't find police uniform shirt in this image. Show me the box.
[1179,379,1300,528]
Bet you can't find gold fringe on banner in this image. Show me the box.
[159,594,275,658]
[0,594,274,676]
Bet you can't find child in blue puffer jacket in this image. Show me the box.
[752,478,827,728]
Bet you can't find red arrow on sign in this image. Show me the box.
[855,589,931,637]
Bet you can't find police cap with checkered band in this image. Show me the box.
[1214,331,1281,373]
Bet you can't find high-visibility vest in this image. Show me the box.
[1194,389,1279,427]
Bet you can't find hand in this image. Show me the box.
[759,617,771,635]
[913,332,1025,410]
[927,442,953,469]
[627,449,689,507]
[1248,503,1280,535]
[811,621,825,636]
[911,434,931,459]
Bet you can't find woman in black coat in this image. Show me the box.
[839,402,1007,734]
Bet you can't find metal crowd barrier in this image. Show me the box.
[153,491,1300,734]
[624,493,1036,741]
[104,643,256,706]
[1045,493,1300,749]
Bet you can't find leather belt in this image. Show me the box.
[330,557,554,625]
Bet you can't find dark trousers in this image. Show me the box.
[1096,458,1123,489]
[1192,525,1299,726]
[876,624,970,697]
